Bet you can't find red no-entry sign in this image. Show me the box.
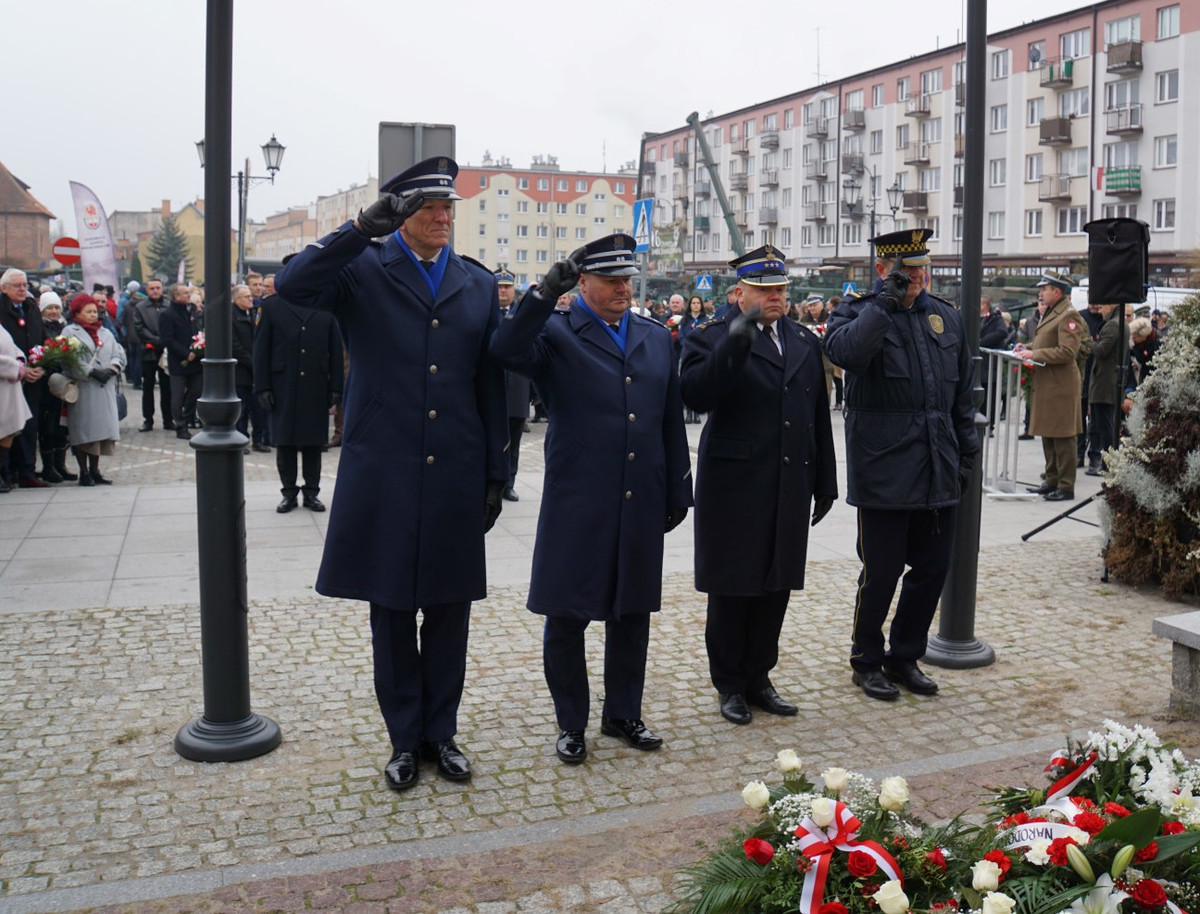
[52,237,81,266]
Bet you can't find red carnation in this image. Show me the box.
[925,847,947,873]
[1162,821,1186,836]
[848,850,879,878]
[983,849,1012,877]
[1104,802,1132,818]
[1134,841,1159,863]
[1074,811,1108,836]
[1073,797,1096,810]
[819,903,849,914]
[1131,879,1168,909]
[1001,812,1030,828]
[743,837,775,865]
[1048,836,1078,866]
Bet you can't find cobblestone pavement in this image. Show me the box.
[2,532,1198,912]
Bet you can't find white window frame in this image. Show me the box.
[1156,70,1179,102]
[991,49,1010,79]
[988,212,1005,239]
[1154,135,1177,168]
[990,105,1008,132]
[988,159,1007,186]
[1153,198,1176,230]
[1158,4,1180,39]
[1025,209,1044,237]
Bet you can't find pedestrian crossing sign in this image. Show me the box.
[843,282,856,296]
[695,274,712,292]
[632,199,653,253]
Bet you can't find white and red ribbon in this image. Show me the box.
[795,801,902,914]
[1045,751,1098,803]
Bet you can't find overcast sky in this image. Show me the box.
[8,0,1087,236]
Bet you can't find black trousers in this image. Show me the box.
[370,601,471,750]
[507,416,525,487]
[141,362,171,424]
[850,506,956,672]
[275,445,322,497]
[170,373,201,428]
[705,590,790,695]
[543,614,650,730]
[1088,402,1115,466]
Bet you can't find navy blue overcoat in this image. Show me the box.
[276,223,508,611]
[490,291,693,621]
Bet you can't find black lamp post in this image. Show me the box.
[175,0,281,763]
[842,171,903,268]
[196,134,285,280]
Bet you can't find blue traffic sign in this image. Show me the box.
[842,281,856,296]
[632,199,653,253]
[695,274,712,292]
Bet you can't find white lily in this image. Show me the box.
[1064,874,1128,914]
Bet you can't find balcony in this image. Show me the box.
[730,173,749,191]
[693,179,711,196]
[1038,173,1072,201]
[904,95,931,117]
[903,142,931,165]
[806,117,830,139]
[674,151,689,168]
[673,186,689,202]
[805,159,828,181]
[841,152,864,175]
[732,137,750,155]
[693,215,711,231]
[955,81,966,107]
[804,202,829,222]
[734,210,749,227]
[760,169,779,187]
[1106,40,1143,73]
[953,184,964,208]
[758,207,778,224]
[843,108,866,131]
[1106,104,1143,135]
[1038,116,1073,145]
[842,200,864,219]
[954,133,965,158]
[1104,166,1141,196]
[1038,57,1075,88]
[902,191,928,213]
[760,129,779,148]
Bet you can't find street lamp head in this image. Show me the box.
[886,181,903,215]
[195,138,206,168]
[262,135,285,178]
[842,178,862,207]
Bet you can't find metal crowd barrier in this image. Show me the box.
[979,347,1043,499]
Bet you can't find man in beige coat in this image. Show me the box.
[1014,273,1087,501]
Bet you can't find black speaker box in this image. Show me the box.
[1083,217,1150,304]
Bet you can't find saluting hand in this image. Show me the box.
[727,306,762,350]
[539,246,586,300]
[356,190,426,237]
[878,269,910,311]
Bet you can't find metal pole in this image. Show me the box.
[236,167,246,281]
[175,0,281,762]
[923,0,995,670]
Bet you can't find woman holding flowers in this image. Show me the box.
[63,294,125,486]
[0,322,34,493]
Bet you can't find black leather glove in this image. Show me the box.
[356,190,426,237]
[484,480,506,533]
[811,495,834,527]
[958,455,975,496]
[665,505,688,533]
[727,306,762,351]
[88,368,111,385]
[257,390,275,411]
[879,269,911,311]
[539,246,585,300]
[329,391,341,408]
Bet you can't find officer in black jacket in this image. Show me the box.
[824,229,978,702]
[157,283,203,440]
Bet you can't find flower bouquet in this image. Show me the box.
[672,752,973,914]
[28,335,88,374]
[185,330,205,366]
[667,314,683,342]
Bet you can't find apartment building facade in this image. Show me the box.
[641,0,1197,289]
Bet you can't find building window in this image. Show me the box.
[989,159,1007,186]
[593,216,606,225]
[918,217,939,239]
[952,214,964,240]
[575,203,587,215]
[1027,97,1044,125]
[896,123,910,148]
[1155,135,1178,167]
[896,77,910,100]
[537,178,549,190]
[516,249,528,262]
[615,181,625,194]
[991,49,1010,79]
[1157,70,1179,102]
[818,224,835,245]
[575,180,587,193]
[1158,4,1180,39]
[920,118,942,143]
[516,201,528,213]
[920,68,942,95]
[872,84,884,107]
[844,222,863,245]
[1057,206,1088,234]
[557,179,568,192]
[1103,140,1137,168]
[1103,203,1138,219]
[990,105,1008,132]
[517,177,529,189]
[1025,209,1043,237]
[919,167,941,192]
[781,147,792,169]
[1059,88,1090,117]
[536,250,548,263]
[535,225,548,237]
[1060,27,1091,59]
[1028,40,1046,70]
[988,212,1005,239]
[556,202,567,215]
[870,130,883,154]
[780,227,792,248]
[1105,78,1140,110]
[536,201,548,214]
[478,199,486,212]
[1026,153,1044,183]
[516,225,528,237]
[593,192,606,201]
[478,224,486,236]
[479,175,487,188]
[1058,147,1089,177]
[801,226,812,246]
[1153,198,1176,230]
[1105,15,1140,46]
[611,207,623,220]
[764,111,779,130]
[575,227,586,240]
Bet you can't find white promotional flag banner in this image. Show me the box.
[69,181,119,294]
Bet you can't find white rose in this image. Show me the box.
[1024,840,1052,866]
[742,780,770,810]
[811,797,836,827]
[982,892,1017,914]
[1065,827,1092,846]
[873,880,910,914]
[878,776,910,812]
[971,859,1002,892]
[822,767,849,792]
[777,749,803,773]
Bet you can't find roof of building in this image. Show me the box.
[0,159,55,220]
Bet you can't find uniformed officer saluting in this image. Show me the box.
[275,157,509,792]
[823,228,978,702]
[490,233,693,764]
[680,245,838,725]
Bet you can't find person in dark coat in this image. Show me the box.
[275,156,509,793]
[0,269,49,487]
[131,279,173,432]
[490,233,693,765]
[253,289,343,512]
[1085,302,1121,475]
[230,284,257,454]
[680,245,838,726]
[157,283,203,441]
[495,268,530,502]
[978,297,1010,428]
[824,228,978,702]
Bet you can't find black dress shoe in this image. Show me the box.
[277,496,298,513]
[600,717,663,750]
[1018,433,1034,440]
[852,669,900,701]
[718,693,752,725]
[748,686,798,716]
[883,660,939,695]
[1044,488,1075,501]
[555,729,587,763]
[384,749,419,791]
[18,476,49,488]
[40,466,63,484]
[78,473,95,487]
[420,739,471,781]
[1025,482,1055,495]
[90,471,113,486]
[252,443,271,453]
[1085,466,1104,477]
[502,488,519,502]
[302,494,326,512]
[176,429,192,440]
[163,420,175,430]
[139,420,154,432]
